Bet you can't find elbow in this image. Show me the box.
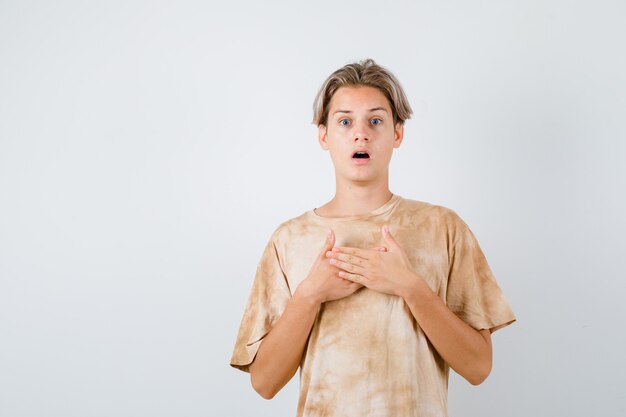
[250,371,278,400]
[254,385,277,400]
[467,332,493,386]
[467,360,492,386]
[467,371,489,386]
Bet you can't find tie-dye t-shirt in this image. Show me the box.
[230,194,516,417]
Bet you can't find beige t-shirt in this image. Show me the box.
[230,194,516,417]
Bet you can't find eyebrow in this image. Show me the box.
[333,107,389,115]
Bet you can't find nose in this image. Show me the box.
[353,120,370,143]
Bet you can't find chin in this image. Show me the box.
[346,175,377,184]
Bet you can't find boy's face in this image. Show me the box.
[318,86,404,185]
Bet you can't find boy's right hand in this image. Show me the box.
[297,230,362,304]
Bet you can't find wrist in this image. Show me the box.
[294,279,324,308]
[399,271,431,302]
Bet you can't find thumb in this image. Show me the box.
[322,229,335,254]
[382,225,399,249]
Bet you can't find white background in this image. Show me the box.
[1,1,625,416]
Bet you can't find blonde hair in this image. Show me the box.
[312,59,413,126]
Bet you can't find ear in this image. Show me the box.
[393,122,404,148]
[318,124,329,150]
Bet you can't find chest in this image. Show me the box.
[279,221,450,296]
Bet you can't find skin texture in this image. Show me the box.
[249,86,493,399]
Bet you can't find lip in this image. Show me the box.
[352,158,370,165]
[353,147,370,155]
[351,147,371,165]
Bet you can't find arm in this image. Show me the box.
[249,287,321,399]
[327,225,493,385]
[249,230,362,399]
[398,275,492,385]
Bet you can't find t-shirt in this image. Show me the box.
[230,194,516,417]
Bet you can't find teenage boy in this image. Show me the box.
[230,59,516,417]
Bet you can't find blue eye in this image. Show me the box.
[339,119,350,126]
[371,118,382,125]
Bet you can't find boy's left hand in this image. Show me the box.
[326,225,419,297]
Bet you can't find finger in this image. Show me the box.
[333,246,370,259]
[329,257,367,275]
[328,252,367,266]
[319,229,335,257]
[351,282,364,290]
[373,246,388,252]
[342,280,363,291]
[338,271,365,284]
[382,225,400,249]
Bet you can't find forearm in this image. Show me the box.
[249,287,321,399]
[400,272,492,385]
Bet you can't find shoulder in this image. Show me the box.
[396,196,467,228]
[267,210,317,245]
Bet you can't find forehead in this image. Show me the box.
[328,86,391,113]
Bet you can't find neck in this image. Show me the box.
[319,176,393,218]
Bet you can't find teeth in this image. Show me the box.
[353,152,369,159]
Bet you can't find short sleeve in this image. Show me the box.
[230,233,292,372]
[445,213,516,333]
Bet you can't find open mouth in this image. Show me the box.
[352,151,370,159]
